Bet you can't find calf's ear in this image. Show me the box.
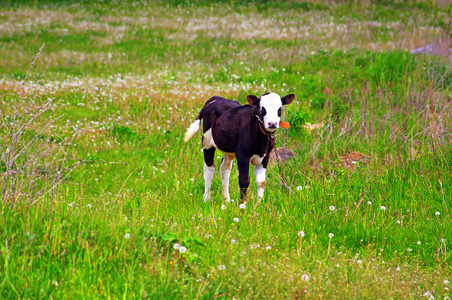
[247,95,260,106]
[281,94,295,105]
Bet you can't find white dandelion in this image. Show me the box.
[298,231,305,238]
[329,205,335,211]
[297,186,303,191]
[239,204,246,209]
[221,204,226,210]
[218,265,226,270]
[173,243,180,250]
[301,274,310,281]
[233,217,239,222]
[329,233,334,238]
[380,206,386,211]
[124,233,131,239]
[179,246,187,253]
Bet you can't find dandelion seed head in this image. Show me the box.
[231,239,236,244]
[301,274,310,281]
[179,246,187,253]
[239,203,246,209]
[298,231,305,238]
[329,205,335,211]
[297,186,303,191]
[218,265,226,270]
[435,211,440,216]
[233,217,239,222]
[221,204,226,210]
[329,233,334,238]
[124,233,131,239]
[357,260,362,264]
[266,245,272,250]
[380,206,386,211]
[173,243,180,250]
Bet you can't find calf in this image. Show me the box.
[184,92,295,202]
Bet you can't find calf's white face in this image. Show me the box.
[259,93,283,132]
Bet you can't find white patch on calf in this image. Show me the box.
[250,154,265,166]
[202,129,217,149]
[260,93,283,131]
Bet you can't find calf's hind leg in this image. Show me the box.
[203,147,215,202]
[220,154,234,202]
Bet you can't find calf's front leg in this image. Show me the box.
[254,164,266,200]
[236,152,250,202]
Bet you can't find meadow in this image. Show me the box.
[0,0,452,298]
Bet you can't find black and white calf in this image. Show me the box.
[184,92,295,202]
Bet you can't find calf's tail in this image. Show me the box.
[183,108,204,142]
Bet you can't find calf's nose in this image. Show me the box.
[268,122,278,129]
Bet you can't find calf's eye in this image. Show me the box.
[277,107,282,117]
[260,107,267,116]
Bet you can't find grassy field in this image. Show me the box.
[1,0,452,298]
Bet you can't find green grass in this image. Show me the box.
[1,0,452,299]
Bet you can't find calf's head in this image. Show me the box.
[247,92,295,132]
